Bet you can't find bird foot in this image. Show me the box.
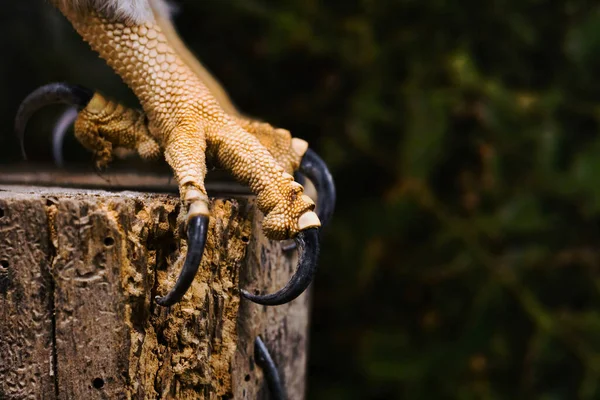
[16,83,335,307]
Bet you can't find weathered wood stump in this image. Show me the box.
[0,184,310,399]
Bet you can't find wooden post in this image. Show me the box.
[0,184,310,400]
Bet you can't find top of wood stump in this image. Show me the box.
[0,180,310,400]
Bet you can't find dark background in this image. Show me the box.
[3,1,600,399]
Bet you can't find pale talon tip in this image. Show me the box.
[188,200,210,217]
[291,138,309,157]
[301,194,315,206]
[180,176,196,187]
[298,148,336,228]
[298,211,321,230]
[184,188,204,202]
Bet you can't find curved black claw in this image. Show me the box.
[15,82,93,159]
[52,106,79,167]
[155,215,209,306]
[241,227,319,306]
[255,336,286,400]
[293,171,306,187]
[299,149,336,228]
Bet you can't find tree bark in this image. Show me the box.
[0,184,310,400]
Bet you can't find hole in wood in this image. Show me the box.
[92,377,104,389]
[104,237,115,247]
[0,260,7,269]
[244,374,251,382]
[0,208,4,219]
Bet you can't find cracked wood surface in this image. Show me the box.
[0,184,310,400]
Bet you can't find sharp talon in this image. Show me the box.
[155,214,209,307]
[298,149,336,228]
[254,336,286,400]
[241,227,319,306]
[52,106,79,167]
[15,83,94,160]
[293,171,306,187]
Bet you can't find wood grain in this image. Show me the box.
[0,191,55,400]
[0,184,310,399]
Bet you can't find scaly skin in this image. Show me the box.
[152,5,239,117]
[57,6,320,238]
[74,93,308,181]
[74,93,161,168]
[233,117,307,175]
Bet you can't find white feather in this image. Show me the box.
[54,0,174,23]
[149,0,177,19]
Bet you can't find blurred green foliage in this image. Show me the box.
[4,0,600,399]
